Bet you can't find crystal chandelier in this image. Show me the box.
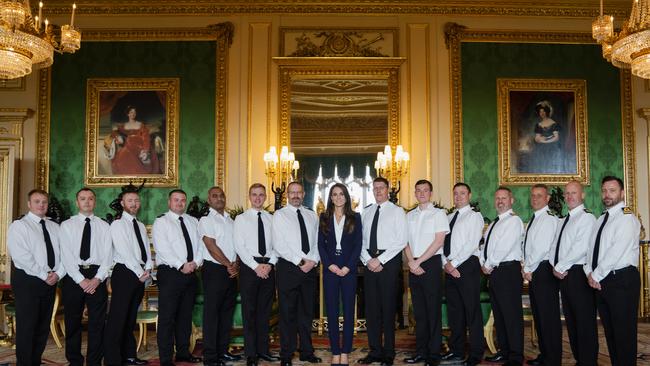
[0,0,80,79]
[593,0,650,78]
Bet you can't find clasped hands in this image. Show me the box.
[366,258,383,273]
[45,271,59,286]
[444,261,461,278]
[254,263,273,279]
[180,261,198,274]
[328,264,350,277]
[408,258,425,276]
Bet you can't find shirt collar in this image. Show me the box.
[497,208,513,219]
[568,203,585,216]
[27,211,45,223]
[287,204,302,213]
[77,212,95,221]
[121,211,136,221]
[376,200,390,209]
[606,201,626,215]
[456,204,472,214]
[416,202,434,212]
[209,207,229,219]
[533,205,550,217]
[167,210,181,220]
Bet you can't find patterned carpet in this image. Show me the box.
[0,322,648,365]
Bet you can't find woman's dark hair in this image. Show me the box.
[320,183,356,235]
[125,105,137,115]
[535,103,551,115]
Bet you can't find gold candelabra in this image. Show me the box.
[374,144,409,203]
[263,145,299,210]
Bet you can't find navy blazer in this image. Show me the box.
[317,212,363,271]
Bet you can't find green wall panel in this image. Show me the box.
[49,41,217,224]
[461,42,623,219]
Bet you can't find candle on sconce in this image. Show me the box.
[70,3,76,28]
[44,18,49,30]
[37,2,43,30]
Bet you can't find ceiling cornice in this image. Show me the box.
[38,0,631,18]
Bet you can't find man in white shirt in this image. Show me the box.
[104,190,153,366]
[272,182,321,366]
[441,183,485,366]
[521,184,560,366]
[357,177,407,366]
[585,176,640,366]
[8,189,65,366]
[153,189,203,366]
[480,187,524,366]
[403,180,449,366]
[198,187,241,366]
[234,183,279,366]
[549,181,598,366]
[60,188,112,366]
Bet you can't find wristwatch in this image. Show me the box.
[298,259,306,266]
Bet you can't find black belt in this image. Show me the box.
[254,257,270,264]
[497,260,520,267]
[368,249,385,258]
[79,264,99,270]
[610,265,636,275]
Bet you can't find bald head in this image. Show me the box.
[564,180,585,210]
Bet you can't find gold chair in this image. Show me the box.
[50,287,66,348]
[136,310,158,351]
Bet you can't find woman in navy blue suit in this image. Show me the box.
[318,183,363,366]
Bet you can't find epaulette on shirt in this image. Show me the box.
[303,206,314,211]
[509,212,517,216]
[547,211,556,216]
[623,206,634,215]
[364,203,373,209]
[583,208,592,214]
[471,206,480,212]
[13,214,25,221]
[157,213,165,218]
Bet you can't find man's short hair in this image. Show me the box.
[414,179,433,191]
[287,181,303,190]
[28,189,49,200]
[496,186,512,194]
[168,189,186,198]
[76,187,96,199]
[249,183,266,194]
[453,182,471,193]
[208,186,224,194]
[601,175,624,190]
[373,176,390,187]
[531,184,549,193]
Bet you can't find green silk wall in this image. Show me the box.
[461,42,623,219]
[49,41,217,223]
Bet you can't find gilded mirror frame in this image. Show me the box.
[274,57,405,152]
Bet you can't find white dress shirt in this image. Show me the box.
[407,203,449,258]
[585,201,640,282]
[549,204,596,274]
[60,213,113,283]
[198,208,237,265]
[153,211,203,269]
[110,211,153,278]
[234,208,277,270]
[8,212,66,281]
[334,215,345,251]
[442,205,484,268]
[523,206,559,274]
[480,209,524,270]
[360,201,408,265]
[272,205,320,265]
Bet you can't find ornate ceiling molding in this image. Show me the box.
[38,0,630,18]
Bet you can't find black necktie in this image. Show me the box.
[444,211,459,257]
[369,205,380,255]
[40,219,55,270]
[591,211,610,269]
[523,214,535,259]
[258,211,267,256]
[483,216,500,260]
[553,214,570,265]
[133,218,147,264]
[80,217,91,261]
[297,209,310,254]
[179,216,194,262]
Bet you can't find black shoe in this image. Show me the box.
[299,355,323,363]
[357,355,383,364]
[124,358,149,365]
[258,353,281,362]
[246,357,258,366]
[176,356,202,363]
[219,352,241,362]
[380,358,393,366]
[404,355,426,364]
[526,356,542,366]
[440,352,465,364]
[280,359,292,366]
[485,353,507,363]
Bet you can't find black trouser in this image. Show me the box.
[560,264,598,366]
[12,267,55,366]
[240,263,275,357]
[104,263,145,366]
[445,256,484,362]
[364,255,401,361]
[156,265,198,363]
[529,261,561,366]
[409,255,442,361]
[488,261,523,363]
[62,265,108,366]
[277,258,318,360]
[202,261,237,363]
[597,266,640,366]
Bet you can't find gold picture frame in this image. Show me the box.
[84,78,180,187]
[497,78,589,185]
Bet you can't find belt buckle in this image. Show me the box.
[80,264,90,270]
[335,249,342,256]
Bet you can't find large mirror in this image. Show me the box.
[274,57,405,212]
